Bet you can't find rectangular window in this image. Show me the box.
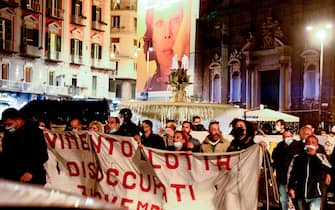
[48,71,54,85]
[72,0,82,17]
[70,39,82,56]
[23,26,39,47]
[47,33,61,53]
[92,75,97,96]
[115,83,122,98]
[2,64,9,80]
[91,43,102,59]
[92,5,102,22]
[112,16,120,28]
[0,18,12,49]
[108,78,115,92]
[25,67,32,83]
[134,17,137,31]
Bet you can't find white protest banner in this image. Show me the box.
[44,131,263,210]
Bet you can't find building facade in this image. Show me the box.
[0,0,114,106]
[109,0,137,101]
[195,0,335,129]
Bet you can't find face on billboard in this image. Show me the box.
[137,0,191,93]
[152,5,183,70]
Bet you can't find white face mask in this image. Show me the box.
[285,137,294,145]
[6,126,16,133]
[174,142,183,148]
[304,145,317,151]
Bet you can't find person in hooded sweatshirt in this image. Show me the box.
[227,119,255,152]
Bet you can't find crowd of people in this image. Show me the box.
[1,107,335,210]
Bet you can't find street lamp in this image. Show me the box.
[306,23,332,129]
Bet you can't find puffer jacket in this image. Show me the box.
[288,153,332,199]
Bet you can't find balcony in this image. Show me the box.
[46,7,64,19]
[0,40,15,52]
[22,0,41,13]
[70,54,83,64]
[71,15,86,26]
[92,20,107,31]
[0,79,68,95]
[67,86,80,96]
[21,44,42,57]
[46,51,62,62]
[112,3,137,10]
[0,0,19,8]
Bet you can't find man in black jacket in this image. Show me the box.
[140,120,165,150]
[0,108,48,185]
[288,135,332,210]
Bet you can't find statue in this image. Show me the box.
[167,67,192,103]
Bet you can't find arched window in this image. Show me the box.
[213,74,220,102]
[231,70,241,102]
[303,64,318,100]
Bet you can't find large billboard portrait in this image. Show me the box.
[136,0,191,93]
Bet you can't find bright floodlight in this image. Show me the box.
[149,47,153,52]
[316,29,327,41]
[326,23,333,29]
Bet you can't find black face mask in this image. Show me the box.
[232,127,245,139]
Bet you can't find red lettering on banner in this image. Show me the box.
[81,161,86,177]
[64,133,80,149]
[121,141,133,157]
[77,184,87,196]
[137,201,149,210]
[148,150,161,169]
[44,133,64,149]
[121,198,134,208]
[189,185,195,200]
[67,161,79,176]
[204,156,210,170]
[140,174,151,192]
[88,162,97,179]
[171,184,185,202]
[180,153,192,170]
[123,171,136,189]
[79,133,90,150]
[105,136,117,154]
[165,153,178,169]
[106,167,119,186]
[217,156,231,170]
[150,204,161,210]
[153,176,167,202]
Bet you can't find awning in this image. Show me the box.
[243,108,299,122]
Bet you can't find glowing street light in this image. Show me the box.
[306,22,332,129]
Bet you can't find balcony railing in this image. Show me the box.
[0,0,19,8]
[21,44,42,57]
[0,40,14,52]
[71,54,83,64]
[46,7,64,19]
[92,20,107,31]
[0,79,68,95]
[71,15,86,26]
[47,51,62,61]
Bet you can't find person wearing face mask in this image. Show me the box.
[272,130,303,210]
[172,131,188,151]
[0,108,48,185]
[118,108,140,139]
[200,121,230,153]
[288,135,332,210]
[227,119,255,152]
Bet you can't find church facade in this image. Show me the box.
[194,0,335,128]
